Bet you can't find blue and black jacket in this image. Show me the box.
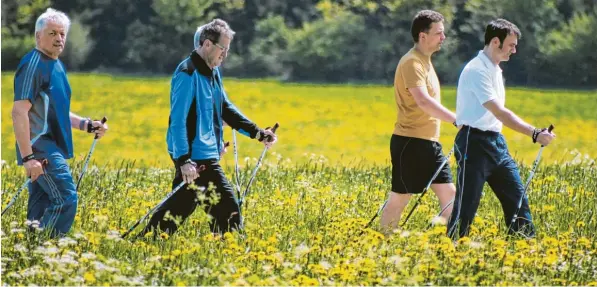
[167,51,261,165]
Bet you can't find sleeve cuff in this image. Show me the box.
[251,128,264,140]
[175,154,191,166]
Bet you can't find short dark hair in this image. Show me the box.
[411,10,444,42]
[484,19,521,47]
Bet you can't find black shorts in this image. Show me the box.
[390,134,453,194]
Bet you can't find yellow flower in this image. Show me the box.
[83,272,96,284]
[503,255,515,267]
[492,239,507,248]
[160,232,169,240]
[515,239,530,251]
[457,237,471,246]
[542,236,558,247]
[543,254,558,265]
[576,221,585,228]
[267,235,277,244]
[578,237,591,249]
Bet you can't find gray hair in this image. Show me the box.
[193,19,235,49]
[35,8,71,34]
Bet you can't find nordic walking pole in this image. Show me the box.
[425,198,454,230]
[2,180,31,216]
[400,147,455,227]
[233,130,242,199]
[121,164,206,239]
[359,146,455,235]
[359,200,389,236]
[1,159,49,216]
[239,123,279,210]
[76,117,108,191]
[509,124,554,233]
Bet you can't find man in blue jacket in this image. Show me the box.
[140,19,277,237]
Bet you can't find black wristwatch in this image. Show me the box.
[22,154,35,163]
[532,128,542,143]
[184,159,196,167]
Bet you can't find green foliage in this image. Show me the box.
[61,16,94,70]
[1,0,595,86]
[286,10,369,81]
[537,8,597,86]
[245,15,291,77]
[1,0,51,67]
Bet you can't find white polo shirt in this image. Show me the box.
[455,50,506,132]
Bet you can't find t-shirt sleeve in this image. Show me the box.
[14,59,41,102]
[467,68,497,104]
[402,58,427,89]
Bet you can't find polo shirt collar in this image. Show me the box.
[478,50,502,73]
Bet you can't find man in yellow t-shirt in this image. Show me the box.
[380,10,457,233]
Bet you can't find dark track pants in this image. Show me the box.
[447,126,535,239]
[140,158,241,237]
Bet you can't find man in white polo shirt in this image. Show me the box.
[447,19,556,239]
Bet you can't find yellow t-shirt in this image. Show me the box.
[393,47,441,142]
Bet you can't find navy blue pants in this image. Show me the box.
[447,126,535,239]
[27,150,78,237]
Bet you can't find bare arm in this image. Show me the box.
[483,100,534,137]
[12,100,45,180]
[12,100,34,157]
[409,86,456,123]
[70,112,87,131]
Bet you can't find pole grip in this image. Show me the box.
[93,117,108,139]
[541,124,554,147]
[271,123,280,134]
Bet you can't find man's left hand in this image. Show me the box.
[91,120,109,139]
[259,128,277,148]
[220,141,230,157]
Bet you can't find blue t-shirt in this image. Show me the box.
[14,49,73,164]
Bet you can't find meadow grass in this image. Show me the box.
[2,73,596,168]
[1,73,596,285]
[1,157,595,285]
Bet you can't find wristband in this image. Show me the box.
[175,154,192,166]
[87,120,97,133]
[80,118,90,131]
[184,159,197,167]
[256,129,265,142]
[22,154,35,163]
[87,120,93,133]
[257,129,272,143]
[532,128,542,144]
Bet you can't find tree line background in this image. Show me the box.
[2,0,596,87]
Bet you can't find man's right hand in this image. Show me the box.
[181,162,199,184]
[24,160,44,181]
[536,130,556,146]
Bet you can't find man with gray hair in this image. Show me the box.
[139,19,277,237]
[11,8,108,237]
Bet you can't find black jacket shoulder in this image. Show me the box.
[179,57,196,76]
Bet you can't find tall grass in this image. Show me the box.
[1,155,595,285]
